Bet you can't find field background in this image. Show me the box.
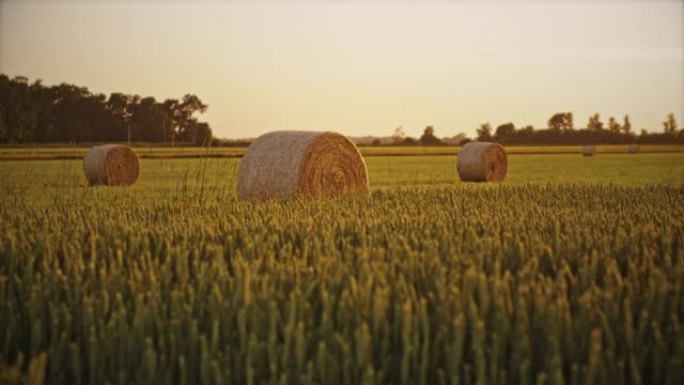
[0,144,683,161]
[2,153,683,192]
[1,150,683,385]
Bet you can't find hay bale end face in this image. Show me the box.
[628,144,639,154]
[583,145,597,157]
[83,144,140,186]
[237,131,369,200]
[457,142,507,182]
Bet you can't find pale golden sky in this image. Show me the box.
[1,0,682,139]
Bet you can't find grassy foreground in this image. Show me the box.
[1,154,683,385]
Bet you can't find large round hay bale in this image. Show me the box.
[457,142,507,182]
[83,144,139,186]
[582,145,597,157]
[237,131,369,200]
[628,144,639,154]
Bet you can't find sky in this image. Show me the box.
[1,0,682,139]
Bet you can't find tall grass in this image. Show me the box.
[1,174,682,384]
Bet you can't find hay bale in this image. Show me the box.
[582,145,597,157]
[237,131,369,200]
[628,144,639,154]
[83,144,139,185]
[457,141,507,182]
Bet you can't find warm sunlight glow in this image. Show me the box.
[1,0,682,139]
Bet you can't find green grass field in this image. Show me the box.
[1,144,683,160]
[2,153,683,191]
[1,154,683,384]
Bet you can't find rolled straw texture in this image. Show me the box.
[237,131,369,200]
[457,142,508,182]
[83,144,140,186]
[583,145,597,157]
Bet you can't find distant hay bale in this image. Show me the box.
[628,144,640,154]
[83,144,139,185]
[237,131,369,200]
[457,142,507,182]
[583,145,597,157]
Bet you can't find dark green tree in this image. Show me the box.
[494,122,516,140]
[587,113,603,131]
[476,123,492,141]
[419,125,441,145]
[193,122,213,146]
[0,74,215,144]
[608,116,621,133]
[106,93,134,142]
[548,112,573,131]
[663,113,677,134]
[622,115,632,135]
[176,94,208,141]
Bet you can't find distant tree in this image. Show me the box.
[494,122,516,139]
[193,122,213,146]
[622,115,632,135]
[129,96,164,142]
[0,73,213,144]
[512,124,535,144]
[162,98,181,143]
[82,93,110,142]
[443,132,468,145]
[0,74,9,142]
[453,132,468,142]
[587,113,603,131]
[548,114,562,131]
[0,115,5,142]
[106,93,134,141]
[46,83,92,142]
[476,123,492,141]
[419,125,441,145]
[392,126,406,144]
[663,113,677,134]
[2,75,39,142]
[13,75,28,84]
[175,94,208,141]
[402,136,417,145]
[371,138,381,146]
[548,112,573,131]
[608,116,621,133]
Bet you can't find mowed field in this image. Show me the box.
[1,152,683,384]
[1,144,683,160]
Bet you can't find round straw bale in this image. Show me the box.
[582,145,597,157]
[238,131,369,200]
[83,144,139,186]
[628,144,639,154]
[457,142,507,182]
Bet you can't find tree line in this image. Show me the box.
[0,74,213,145]
[473,112,682,145]
[381,112,682,147]
[2,74,682,146]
